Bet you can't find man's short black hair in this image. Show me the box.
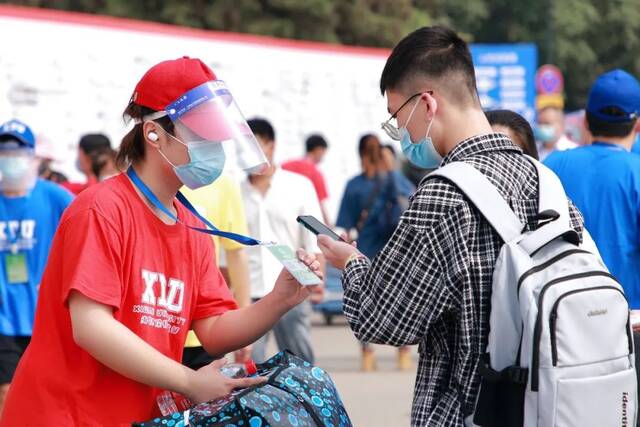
[586,108,637,139]
[380,26,479,106]
[248,118,276,141]
[486,109,538,159]
[305,134,328,153]
[79,133,111,155]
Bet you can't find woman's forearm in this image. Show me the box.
[69,291,194,395]
[196,292,291,356]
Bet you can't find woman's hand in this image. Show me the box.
[270,250,323,309]
[184,359,266,404]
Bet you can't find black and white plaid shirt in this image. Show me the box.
[342,133,584,426]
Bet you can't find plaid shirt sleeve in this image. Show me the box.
[341,178,468,347]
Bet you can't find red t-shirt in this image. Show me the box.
[1,174,237,426]
[282,158,328,202]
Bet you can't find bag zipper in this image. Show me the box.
[516,249,591,298]
[549,286,629,366]
[530,270,615,392]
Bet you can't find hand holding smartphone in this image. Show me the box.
[296,215,345,242]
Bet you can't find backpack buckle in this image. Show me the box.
[504,366,529,385]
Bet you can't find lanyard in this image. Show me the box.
[126,167,263,246]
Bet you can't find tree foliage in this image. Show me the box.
[6,0,640,109]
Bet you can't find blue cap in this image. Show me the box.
[0,120,35,150]
[587,69,640,123]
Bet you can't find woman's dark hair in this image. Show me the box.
[486,109,539,159]
[382,144,396,158]
[116,103,174,167]
[358,134,376,158]
[90,147,118,178]
[358,133,382,163]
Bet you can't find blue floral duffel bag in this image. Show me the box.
[133,351,353,427]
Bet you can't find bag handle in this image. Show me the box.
[524,156,571,230]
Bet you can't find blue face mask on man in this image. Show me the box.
[534,124,556,143]
[0,149,37,193]
[397,98,442,169]
[381,93,442,169]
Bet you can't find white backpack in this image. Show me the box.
[430,158,637,427]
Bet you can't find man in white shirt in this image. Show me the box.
[535,106,578,159]
[242,118,325,363]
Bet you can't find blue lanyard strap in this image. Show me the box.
[126,167,262,246]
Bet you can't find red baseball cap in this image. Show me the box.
[131,56,217,111]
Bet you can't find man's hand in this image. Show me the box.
[317,235,361,270]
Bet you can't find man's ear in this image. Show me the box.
[422,92,438,120]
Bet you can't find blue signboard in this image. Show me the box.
[471,44,538,123]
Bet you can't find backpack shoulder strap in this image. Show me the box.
[429,162,524,243]
[525,156,570,229]
[518,156,580,254]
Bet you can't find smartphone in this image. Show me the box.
[297,215,345,242]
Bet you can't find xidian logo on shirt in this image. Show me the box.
[134,269,188,335]
[141,269,185,313]
[0,220,36,251]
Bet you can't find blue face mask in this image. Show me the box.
[0,154,36,192]
[534,124,556,143]
[399,99,442,169]
[159,133,226,190]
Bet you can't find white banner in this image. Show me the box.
[0,6,391,220]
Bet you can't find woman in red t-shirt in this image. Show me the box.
[0,58,321,426]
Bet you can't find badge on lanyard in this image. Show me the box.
[265,244,322,286]
[5,252,28,284]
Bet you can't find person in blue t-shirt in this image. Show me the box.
[336,133,415,371]
[544,69,640,308]
[632,132,640,154]
[337,134,415,258]
[0,120,72,408]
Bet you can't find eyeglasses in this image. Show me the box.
[381,91,433,141]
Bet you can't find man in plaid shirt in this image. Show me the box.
[318,26,583,426]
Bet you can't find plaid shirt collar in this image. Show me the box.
[442,132,523,165]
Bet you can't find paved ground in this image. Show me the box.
[265,314,418,426]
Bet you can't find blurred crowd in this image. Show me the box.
[1,38,640,424]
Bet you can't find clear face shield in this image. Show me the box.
[142,81,269,188]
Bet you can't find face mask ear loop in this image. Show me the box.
[156,145,178,168]
[425,117,434,139]
[165,131,189,149]
[402,97,422,129]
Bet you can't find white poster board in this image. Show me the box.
[0,6,390,220]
